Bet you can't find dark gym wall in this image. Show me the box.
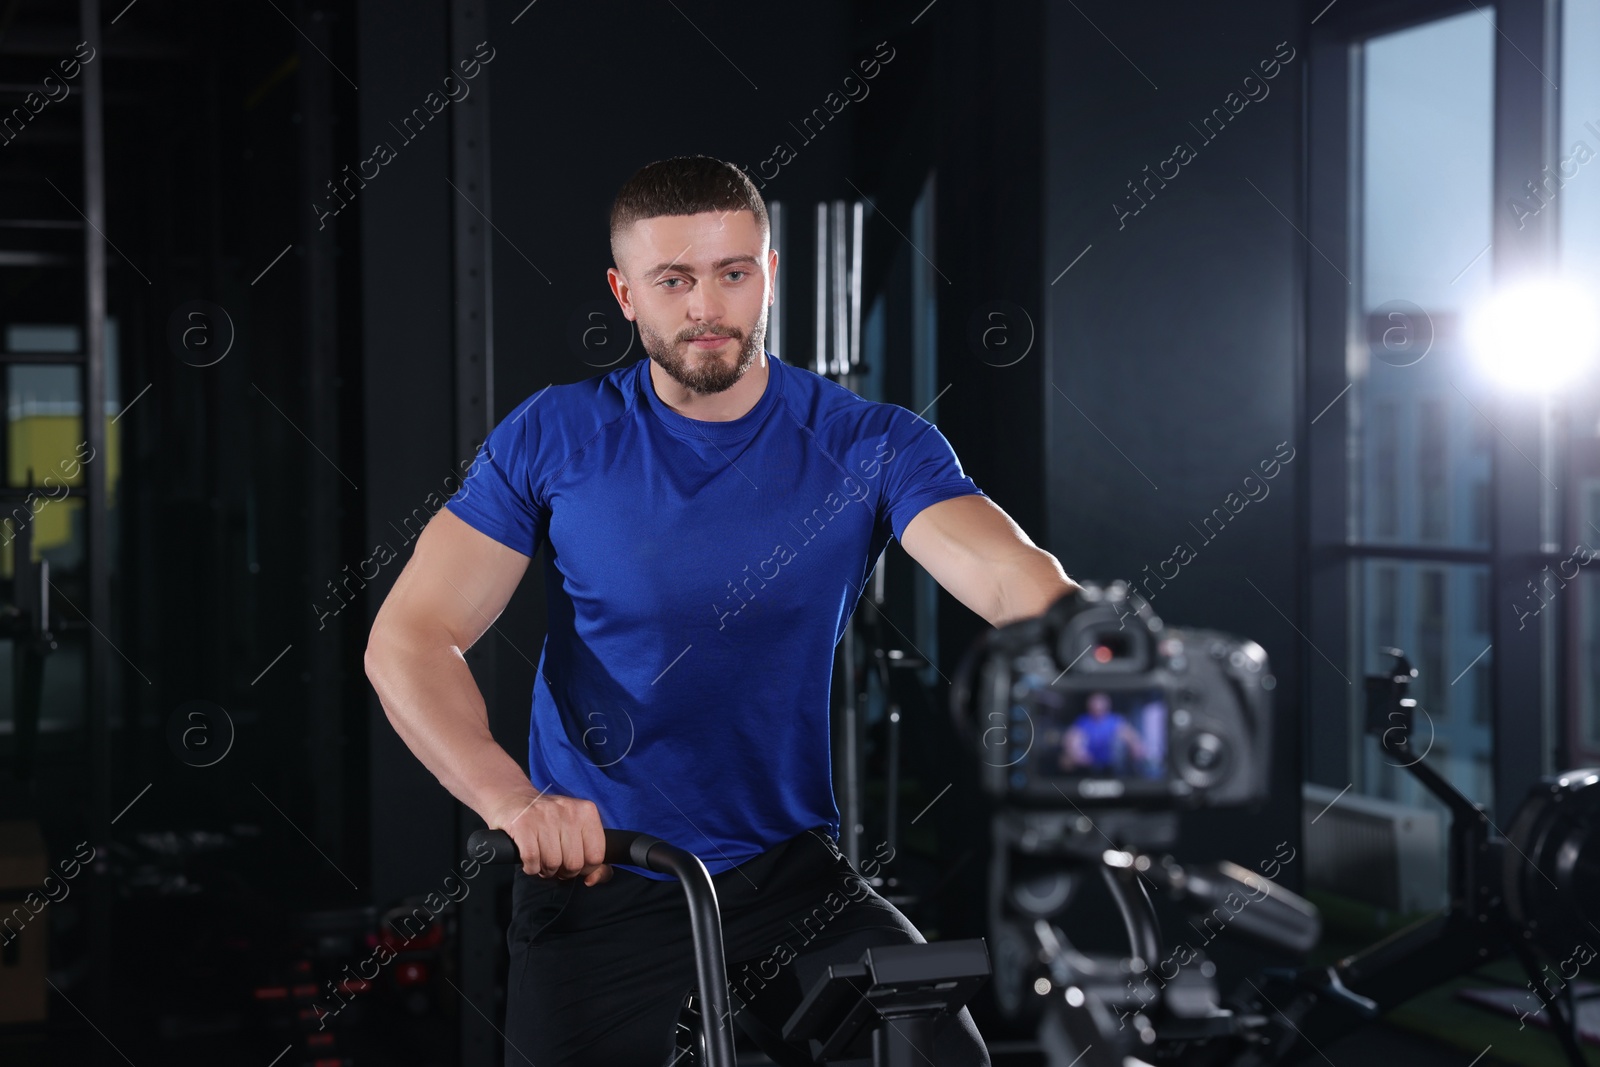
[358,1,459,904]
[898,0,1049,679]
[1042,1,1307,883]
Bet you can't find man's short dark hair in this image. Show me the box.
[609,155,769,269]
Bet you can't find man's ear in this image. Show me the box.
[608,227,637,317]
[606,267,636,321]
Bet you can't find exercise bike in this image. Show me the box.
[468,827,992,1066]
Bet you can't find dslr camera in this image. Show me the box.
[965,580,1275,822]
[955,582,1317,1067]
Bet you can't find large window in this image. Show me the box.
[1562,0,1600,764]
[1308,0,1587,835]
[1350,10,1497,812]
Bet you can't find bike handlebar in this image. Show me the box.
[465,827,736,1067]
[467,827,684,872]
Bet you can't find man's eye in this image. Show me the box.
[661,278,684,289]
[727,271,747,282]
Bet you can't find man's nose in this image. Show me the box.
[685,285,726,324]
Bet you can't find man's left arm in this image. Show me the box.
[899,494,1080,628]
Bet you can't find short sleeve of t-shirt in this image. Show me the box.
[444,397,550,557]
[876,408,985,542]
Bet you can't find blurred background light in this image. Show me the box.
[1465,277,1600,392]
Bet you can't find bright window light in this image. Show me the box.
[1465,277,1600,391]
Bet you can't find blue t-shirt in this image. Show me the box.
[445,352,983,878]
[1076,713,1128,771]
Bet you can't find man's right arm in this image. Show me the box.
[363,507,609,884]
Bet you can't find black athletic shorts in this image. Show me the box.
[502,825,991,1066]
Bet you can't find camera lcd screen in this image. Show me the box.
[1036,688,1168,780]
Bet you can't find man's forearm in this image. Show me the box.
[365,634,539,826]
[992,547,1080,627]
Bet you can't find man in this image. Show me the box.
[365,155,1078,1066]
[1061,691,1147,774]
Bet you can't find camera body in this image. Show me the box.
[973,581,1275,812]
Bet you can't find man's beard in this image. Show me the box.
[640,312,765,396]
